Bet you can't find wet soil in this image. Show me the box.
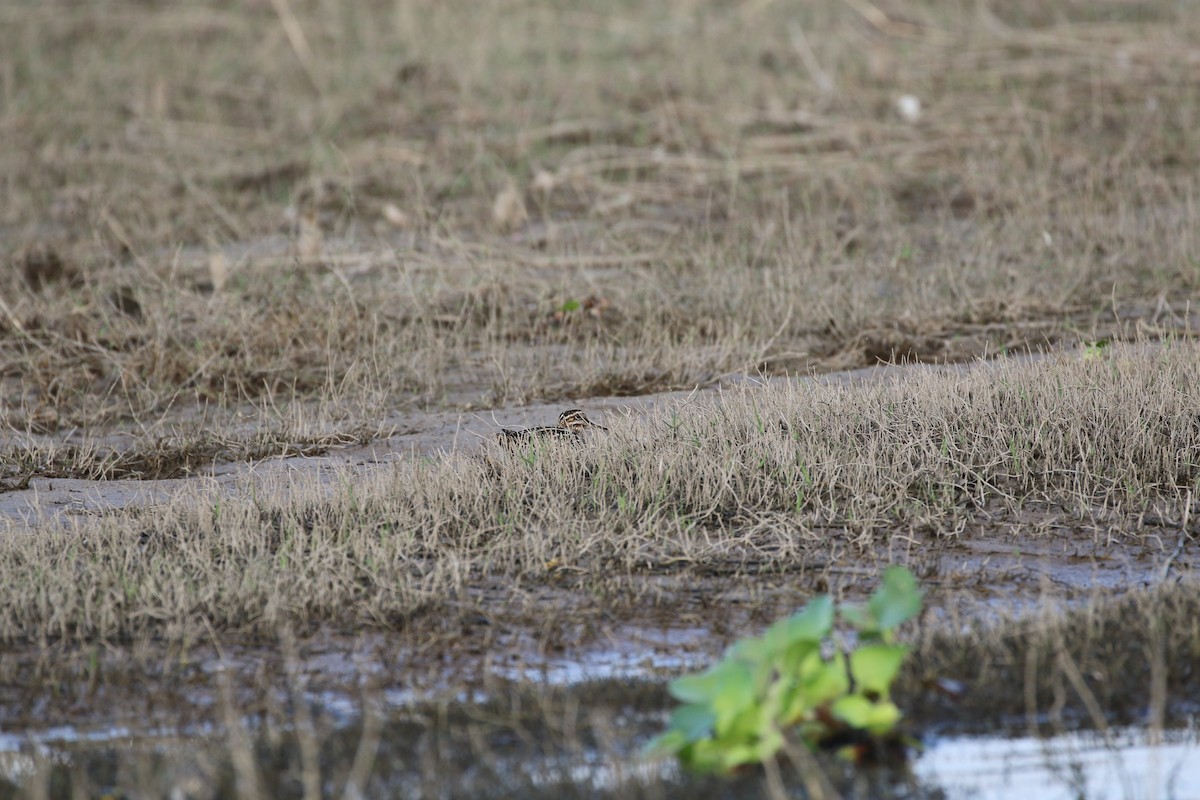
[3,352,1197,798]
[1,519,1192,776]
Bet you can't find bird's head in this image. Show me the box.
[558,409,607,432]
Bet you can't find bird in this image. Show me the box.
[497,408,608,447]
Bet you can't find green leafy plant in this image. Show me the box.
[644,566,923,774]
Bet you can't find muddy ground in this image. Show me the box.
[3,353,1198,799]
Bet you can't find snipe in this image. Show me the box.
[497,408,607,447]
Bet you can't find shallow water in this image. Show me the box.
[2,684,1196,800]
[2,575,1197,800]
[916,726,1200,800]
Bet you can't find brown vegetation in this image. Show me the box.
[2,0,1197,436]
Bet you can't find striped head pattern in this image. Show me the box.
[557,409,607,432]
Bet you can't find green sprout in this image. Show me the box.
[645,566,924,774]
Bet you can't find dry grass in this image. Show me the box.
[1,343,1196,645]
[2,0,1198,432]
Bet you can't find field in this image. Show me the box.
[2,0,1199,797]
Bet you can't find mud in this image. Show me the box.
[0,524,1192,772]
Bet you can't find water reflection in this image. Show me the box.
[915,726,1200,800]
[2,693,1196,800]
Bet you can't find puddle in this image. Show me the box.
[2,590,1197,798]
[490,624,714,685]
[1,693,1195,800]
[2,573,1195,799]
[916,726,1200,800]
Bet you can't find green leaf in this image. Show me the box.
[643,729,688,758]
[832,695,902,734]
[668,703,716,742]
[870,699,903,733]
[708,661,757,733]
[560,299,581,312]
[830,694,873,728]
[681,739,726,773]
[669,666,725,704]
[725,635,776,694]
[777,638,820,678]
[780,652,849,725]
[720,703,766,742]
[727,634,771,665]
[721,726,785,771]
[869,566,924,631]
[782,595,835,642]
[848,644,909,696]
[759,599,831,668]
[803,652,851,705]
